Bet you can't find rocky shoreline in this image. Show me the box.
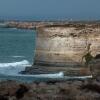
[0,78,100,100]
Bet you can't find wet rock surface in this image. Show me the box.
[0,78,100,100]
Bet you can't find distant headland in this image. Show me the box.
[1,20,100,30]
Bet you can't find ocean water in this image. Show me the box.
[0,28,36,75]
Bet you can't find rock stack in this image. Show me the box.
[23,22,100,76]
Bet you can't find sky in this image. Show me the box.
[0,0,100,20]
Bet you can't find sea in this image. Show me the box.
[0,28,38,82]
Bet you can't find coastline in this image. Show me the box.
[1,20,100,30]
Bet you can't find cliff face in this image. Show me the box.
[35,26,100,64]
[23,23,100,75]
[33,23,100,75]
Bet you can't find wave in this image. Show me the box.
[0,60,29,67]
[0,60,30,75]
[12,56,25,58]
[22,72,64,78]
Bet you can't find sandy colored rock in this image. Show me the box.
[33,23,100,75]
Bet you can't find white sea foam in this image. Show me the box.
[0,60,30,75]
[4,72,64,78]
[65,75,93,79]
[0,59,64,78]
[32,72,64,78]
[0,60,29,67]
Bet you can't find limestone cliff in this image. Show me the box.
[33,23,100,76]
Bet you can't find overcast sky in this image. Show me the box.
[0,0,100,20]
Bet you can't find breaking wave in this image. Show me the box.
[0,60,30,75]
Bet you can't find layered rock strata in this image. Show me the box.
[31,23,100,76]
